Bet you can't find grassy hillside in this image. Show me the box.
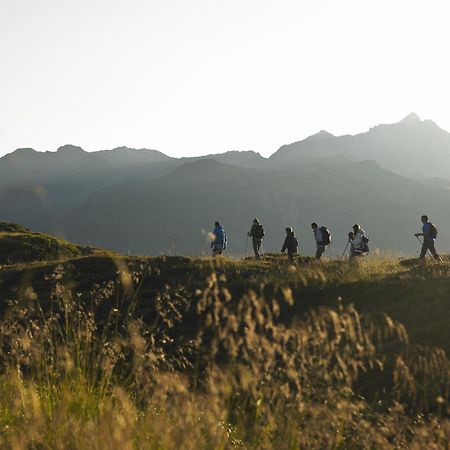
[0,221,108,265]
[0,225,449,448]
[1,250,449,353]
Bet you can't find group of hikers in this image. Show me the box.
[210,215,442,263]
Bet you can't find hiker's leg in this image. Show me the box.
[288,251,293,262]
[256,240,262,259]
[419,243,428,260]
[316,246,325,260]
[428,241,441,260]
[253,239,261,259]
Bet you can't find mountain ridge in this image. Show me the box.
[1,112,450,256]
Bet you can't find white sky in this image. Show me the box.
[1,0,450,158]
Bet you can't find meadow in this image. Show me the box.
[0,223,449,448]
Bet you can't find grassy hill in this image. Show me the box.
[1,247,449,353]
[0,221,109,266]
[0,224,449,448]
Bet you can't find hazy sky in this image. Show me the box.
[1,0,449,157]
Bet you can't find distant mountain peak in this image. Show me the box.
[399,112,422,124]
[2,148,38,161]
[56,144,86,154]
[308,130,334,140]
[110,146,140,152]
[12,147,37,155]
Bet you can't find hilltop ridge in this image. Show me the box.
[0,221,449,354]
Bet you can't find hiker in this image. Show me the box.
[248,218,264,259]
[414,215,441,261]
[350,224,369,258]
[211,221,227,257]
[281,227,298,262]
[311,223,331,260]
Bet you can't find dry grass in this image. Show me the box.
[0,258,449,449]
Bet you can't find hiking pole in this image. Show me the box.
[340,240,350,261]
[415,235,425,253]
[415,235,430,255]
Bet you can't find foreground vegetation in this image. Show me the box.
[0,225,449,448]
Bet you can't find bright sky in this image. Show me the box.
[1,0,450,158]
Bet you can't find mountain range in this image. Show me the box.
[1,113,450,256]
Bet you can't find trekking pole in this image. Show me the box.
[340,240,350,261]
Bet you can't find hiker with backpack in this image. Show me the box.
[281,227,299,262]
[211,221,227,257]
[248,218,264,259]
[350,224,369,258]
[311,223,331,260]
[414,215,441,262]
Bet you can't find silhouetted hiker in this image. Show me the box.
[248,218,264,259]
[311,223,331,260]
[281,227,298,262]
[414,215,441,262]
[350,224,369,258]
[211,221,227,257]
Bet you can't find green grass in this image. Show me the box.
[0,250,449,352]
[0,221,113,266]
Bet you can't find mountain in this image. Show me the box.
[60,158,450,256]
[180,150,266,168]
[0,146,265,218]
[269,113,450,178]
[2,114,450,256]
[0,145,265,186]
[0,145,175,185]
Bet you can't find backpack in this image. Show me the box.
[320,226,331,245]
[429,223,438,239]
[291,236,299,252]
[254,224,265,239]
[361,236,370,253]
[213,227,227,249]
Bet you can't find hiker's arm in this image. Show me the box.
[281,240,287,252]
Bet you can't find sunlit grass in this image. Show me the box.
[0,240,449,448]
